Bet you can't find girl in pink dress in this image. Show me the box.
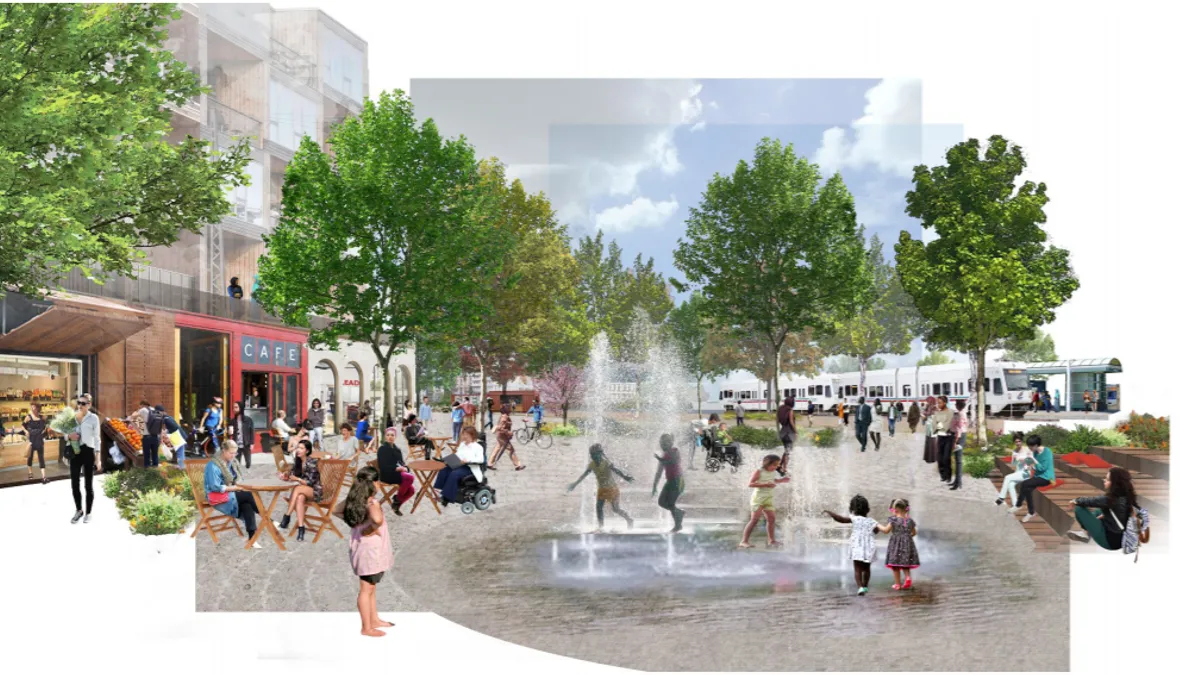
[343,466,395,637]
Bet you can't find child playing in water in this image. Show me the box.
[823,495,879,596]
[877,498,919,590]
[568,443,635,530]
[738,454,790,548]
[651,433,686,533]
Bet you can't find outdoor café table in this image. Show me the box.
[238,477,293,551]
[406,459,445,515]
[428,437,452,460]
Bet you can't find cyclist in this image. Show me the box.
[528,399,544,432]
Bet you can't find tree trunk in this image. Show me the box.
[974,347,988,447]
[374,350,394,433]
[696,377,703,420]
[562,403,569,427]
[858,355,867,401]
[772,344,782,427]
[479,361,487,429]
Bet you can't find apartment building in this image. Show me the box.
[0,3,412,485]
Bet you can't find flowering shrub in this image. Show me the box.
[1058,426,1108,454]
[1116,412,1169,450]
[130,489,193,536]
[811,427,841,448]
[1096,428,1131,448]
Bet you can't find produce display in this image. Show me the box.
[105,419,143,452]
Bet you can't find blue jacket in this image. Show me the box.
[451,407,465,423]
[356,418,372,442]
[529,404,543,422]
[1032,447,1055,481]
[204,460,243,518]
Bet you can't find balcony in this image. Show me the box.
[203,4,270,58]
[207,99,262,147]
[270,39,317,90]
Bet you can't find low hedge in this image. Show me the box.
[964,453,997,479]
[728,425,781,448]
[811,427,841,448]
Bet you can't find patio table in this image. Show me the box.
[406,459,445,515]
[239,477,292,551]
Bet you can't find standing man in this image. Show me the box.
[854,397,872,452]
[485,397,495,430]
[886,400,898,437]
[806,400,816,427]
[144,404,165,468]
[127,399,152,467]
[528,399,544,432]
[450,401,465,443]
[949,400,968,490]
[69,396,101,524]
[419,396,433,430]
[734,400,746,427]
[1082,390,1092,414]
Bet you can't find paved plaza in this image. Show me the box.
[196,416,1068,671]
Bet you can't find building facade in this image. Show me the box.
[0,4,408,485]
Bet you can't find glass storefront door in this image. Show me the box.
[178,328,229,428]
[272,373,300,427]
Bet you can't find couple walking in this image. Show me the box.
[852,397,884,452]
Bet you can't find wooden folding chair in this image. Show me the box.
[288,458,349,543]
[185,459,244,544]
[366,459,399,506]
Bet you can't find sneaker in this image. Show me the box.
[995,498,1004,506]
[71,511,84,524]
[83,513,91,523]
[1067,530,1091,543]
[250,540,263,549]
[1021,513,1035,523]
[857,587,868,596]
[1007,506,1020,514]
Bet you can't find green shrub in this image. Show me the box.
[548,423,581,437]
[1058,426,1107,454]
[117,467,168,495]
[744,411,775,422]
[116,490,141,520]
[103,472,123,499]
[811,427,841,448]
[166,471,193,501]
[130,489,194,536]
[1096,428,1131,448]
[965,453,997,479]
[728,425,781,448]
[1028,424,1072,452]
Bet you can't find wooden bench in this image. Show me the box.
[994,456,1104,538]
[1089,446,1169,481]
[1054,457,1169,519]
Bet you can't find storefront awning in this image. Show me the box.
[0,292,152,355]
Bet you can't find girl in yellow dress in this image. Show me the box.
[737,454,790,548]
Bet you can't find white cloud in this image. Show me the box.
[593,196,679,233]
[689,121,707,132]
[814,78,924,177]
[855,179,904,228]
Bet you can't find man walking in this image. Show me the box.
[69,396,101,524]
[419,396,433,427]
[887,401,898,437]
[450,401,465,443]
[734,401,746,427]
[854,397,872,452]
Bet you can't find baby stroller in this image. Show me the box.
[693,421,742,473]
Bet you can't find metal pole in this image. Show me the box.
[1065,361,1071,413]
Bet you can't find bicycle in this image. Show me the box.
[515,419,553,449]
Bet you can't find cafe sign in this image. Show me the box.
[240,336,302,370]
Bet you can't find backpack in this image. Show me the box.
[1109,504,1151,561]
[147,409,165,437]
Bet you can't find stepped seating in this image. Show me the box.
[1053,457,1170,520]
[1089,446,1169,481]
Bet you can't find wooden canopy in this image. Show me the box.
[0,292,152,355]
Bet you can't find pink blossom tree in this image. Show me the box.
[534,364,587,427]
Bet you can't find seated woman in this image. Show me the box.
[995,432,1031,507]
[333,422,360,460]
[434,426,486,505]
[277,439,323,542]
[205,440,261,548]
[1067,466,1148,550]
[404,413,435,460]
[714,422,744,466]
[376,427,415,515]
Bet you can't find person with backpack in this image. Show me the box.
[142,403,166,468]
[1067,467,1151,553]
[227,401,254,469]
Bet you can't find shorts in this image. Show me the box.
[596,486,620,502]
[751,491,775,511]
[360,572,385,585]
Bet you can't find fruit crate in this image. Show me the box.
[102,419,140,463]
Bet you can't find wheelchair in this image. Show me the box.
[691,422,743,474]
[440,463,496,514]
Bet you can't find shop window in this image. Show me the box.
[178,328,228,427]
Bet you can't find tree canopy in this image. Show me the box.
[916,350,956,367]
[826,355,886,373]
[675,137,870,415]
[999,327,1057,363]
[896,135,1078,441]
[575,231,672,361]
[0,3,249,295]
[255,90,509,422]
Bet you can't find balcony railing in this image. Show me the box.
[270,39,317,90]
[207,99,262,145]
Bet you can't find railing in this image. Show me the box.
[207,99,262,145]
[270,39,317,90]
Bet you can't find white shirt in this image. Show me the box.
[272,418,291,441]
[455,441,486,482]
[79,411,101,451]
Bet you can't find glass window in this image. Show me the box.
[269,79,319,152]
[993,377,1004,394]
[825,385,831,398]
[903,384,912,397]
[983,378,991,393]
[1003,369,1030,391]
[321,26,364,101]
[225,160,263,225]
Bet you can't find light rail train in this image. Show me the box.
[716,362,1033,417]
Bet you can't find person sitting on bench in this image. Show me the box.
[1067,467,1146,550]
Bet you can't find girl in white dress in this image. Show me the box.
[868,398,885,449]
[824,494,880,595]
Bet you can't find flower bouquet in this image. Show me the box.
[49,407,80,455]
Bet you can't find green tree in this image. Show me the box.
[820,234,920,390]
[255,91,509,425]
[675,138,870,421]
[826,355,886,373]
[702,326,824,390]
[667,297,728,419]
[999,327,1057,363]
[416,334,460,405]
[0,3,250,296]
[896,135,1078,444]
[916,350,956,367]
[575,230,628,333]
[525,297,595,372]
[454,159,578,428]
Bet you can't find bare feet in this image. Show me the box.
[361,628,386,637]
[767,541,783,548]
[737,542,754,549]
[373,621,394,629]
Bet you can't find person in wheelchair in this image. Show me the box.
[434,426,486,506]
[714,422,744,467]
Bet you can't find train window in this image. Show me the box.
[903,384,912,397]
[825,385,831,398]
[993,378,1003,394]
[837,387,843,398]
[943,382,951,396]
[983,379,990,393]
